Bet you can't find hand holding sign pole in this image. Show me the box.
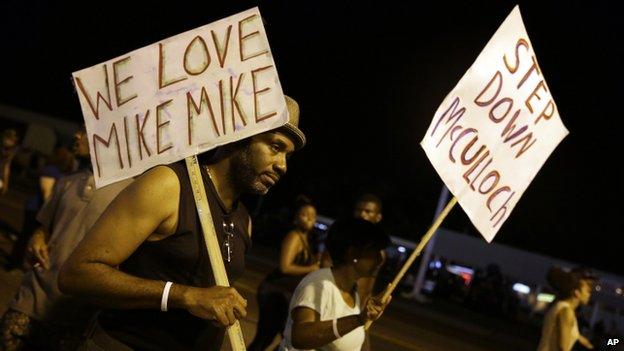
[72,8,287,350]
[186,155,247,350]
[366,5,569,330]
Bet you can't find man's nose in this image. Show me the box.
[274,155,287,176]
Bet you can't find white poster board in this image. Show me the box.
[421,6,568,242]
[73,7,287,188]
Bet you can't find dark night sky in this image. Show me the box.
[0,1,622,274]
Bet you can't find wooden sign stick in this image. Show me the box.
[365,196,458,330]
[185,155,247,351]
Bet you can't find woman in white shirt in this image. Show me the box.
[537,267,595,351]
[281,218,391,351]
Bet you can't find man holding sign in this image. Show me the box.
[60,96,304,350]
[58,7,306,350]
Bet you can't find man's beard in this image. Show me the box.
[228,145,267,195]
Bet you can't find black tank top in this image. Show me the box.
[98,161,251,350]
[262,231,316,296]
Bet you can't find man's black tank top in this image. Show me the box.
[98,161,251,350]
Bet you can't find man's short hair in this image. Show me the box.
[355,193,382,212]
[326,218,390,267]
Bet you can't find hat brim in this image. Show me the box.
[277,123,306,150]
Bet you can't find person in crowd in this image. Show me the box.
[5,144,74,271]
[0,128,133,351]
[352,194,383,225]
[0,129,20,195]
[249,195,320,350]
[351,193,384,351]
[319,194,385,350]
[59,96,305,350]
[538,267,595,351]
[280,218,391,351]
[352,194,384,290]
[6,145,76,270]
[321,193,384,290]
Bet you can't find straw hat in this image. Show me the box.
[278,96,306,150]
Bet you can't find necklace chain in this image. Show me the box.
[202,164,233,264]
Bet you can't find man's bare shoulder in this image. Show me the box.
[139,165,179,186]
[121,165,181,205]
[108,165,182,239]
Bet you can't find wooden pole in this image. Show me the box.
[409,186,450,300]
[365,196,458,330]
[186,155,247,351]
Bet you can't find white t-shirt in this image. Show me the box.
[280,268,365,351]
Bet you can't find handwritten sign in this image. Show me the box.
[73,7,287,188]
[421,6,568,242]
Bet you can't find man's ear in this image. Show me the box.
[376,213,383,223]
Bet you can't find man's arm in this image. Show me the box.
[39,176,57,202]
[28,176,67,269]
[59,166,247,326]
[59,166,182,307]
[27,226,51,269]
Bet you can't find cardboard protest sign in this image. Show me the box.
[73,7,287,188]
[421,6,568,242]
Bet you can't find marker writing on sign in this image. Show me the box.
[430,96,516,229]
[428,37,560,228]
[75,13,280,179]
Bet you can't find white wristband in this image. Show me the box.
[332,318,341,339]
[161,281,173,312]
